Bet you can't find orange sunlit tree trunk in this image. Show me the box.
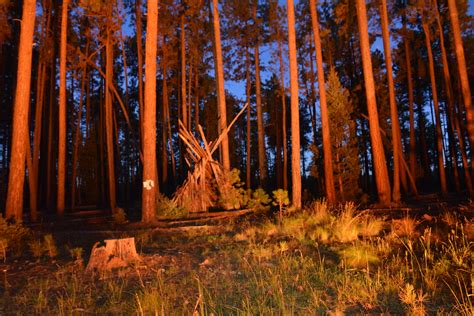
[355,0,391,206]
[5,0,36,221]
[309,0,336,204]
[447,0,474,152]
[211,0,230,170]
[142,0,159,223]
[422,16,447,195]
[286,0,301,208]
[379,0,404,203]
[253,1,267,186]
[57,0,69,215]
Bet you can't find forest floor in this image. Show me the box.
[0,196,473,315]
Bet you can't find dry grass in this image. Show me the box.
[391,216,419,238]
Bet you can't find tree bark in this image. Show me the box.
[434,0,471,193]
[142,0,159,223]
[447,0,474,150]
[380,0,404,203]
[211,0,230,170]
[180,14,187,130]
[309,0,336,204]
[277,25,288,191]
[5,0,36,221]
[253,3,267,186]
[57,0,69,215]
[136,0,144,150]
[286,0,302,208]
[105,27,117,212]
[403,20,417,191]
[245,48,252,190]
[422,20,448,195]
[355,0,391,206]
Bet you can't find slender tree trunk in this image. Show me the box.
[277,26,288,191]
[310,0,336,204]
[434,0,471,193]
[194,59,200,129]
[245,48,252,190]
[447,0,474,149]
[404,21,417,190]
[422,20,448,194]
[161,55,169,189]
[180,14,187,130]
[253,6,267,186]
[136,0,144,149]
[379,0,404,203]
[5,0,36,221]
[211,0,230,170]
[355,0,391,206]
[71,44,89,210]
[57,0,69,215]
[105,28,117,212]
[30,62,46,221]
[286,0,302,208]
[142,0,159,223]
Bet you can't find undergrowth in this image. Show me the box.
[1,202,472,315]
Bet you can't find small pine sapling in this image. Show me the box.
[272,189,290,225]
[249,188,271,212]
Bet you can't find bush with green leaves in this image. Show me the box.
[272,189,290,223]
[156,194,188,219]
[248,188,271,212]
[218,169,248,210]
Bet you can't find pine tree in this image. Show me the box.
[326,68,361,201]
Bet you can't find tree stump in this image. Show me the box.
[86,237,140,272]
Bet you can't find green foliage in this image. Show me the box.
[156,194,188,219]
[272,189,289,209]
[324,68,362,201]
[218,169,248,210]
[248,188,271,211]
[0,215,29,258]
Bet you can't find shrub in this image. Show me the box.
[272,189,290,224]
[0,215,30,258]
[156,194,188,219]
[248,188,271,212]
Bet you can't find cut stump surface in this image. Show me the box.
[86,237,140,272]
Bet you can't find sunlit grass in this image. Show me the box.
[2,203,473,314]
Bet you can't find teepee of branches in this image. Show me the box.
[172,103,249,212]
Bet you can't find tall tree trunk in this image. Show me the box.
[5,0,36,221]
[355,0,391,206]
[447,0,474,150]
[277,25,288,191]
[136,0,144,150]
[57,0,69,215]
[422,20,448,195]
[142,0,159,223]
[434,0,471,193]
[404,21,417,190]
[245,48,251,190]
[161,55,169,189]
[309,0,336,204]
[180,14,187,130]
[253,3,267,186]
[379,0,404,203]
[211,0,230,170]
[30,62,46,221]
[286,0,302,208]
[71,43,89,210]
[194,59,200,129]
[105,28,117,212]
